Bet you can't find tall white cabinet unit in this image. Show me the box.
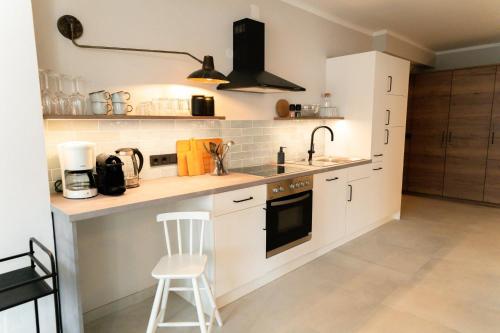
[326,51,410,222]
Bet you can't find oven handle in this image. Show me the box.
[270,192,311,207]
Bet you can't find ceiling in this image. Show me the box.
[284,0,500,51]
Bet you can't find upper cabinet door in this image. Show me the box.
[484,66,500,204]
[407,71,453,195]
[376,52,411,97]
[443,66,496,201]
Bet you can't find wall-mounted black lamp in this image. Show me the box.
[56,15,229,84]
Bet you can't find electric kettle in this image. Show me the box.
[115,148,144,188]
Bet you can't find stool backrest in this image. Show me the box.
[156,211,210,256]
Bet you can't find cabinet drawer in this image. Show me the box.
[213,185,266,217]
[347,164,372,181]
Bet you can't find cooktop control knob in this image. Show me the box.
[289,184,295,189]
[305,180,310,185]
[279,186,285,192]
[300,182,305,187]
[272,188,279,193]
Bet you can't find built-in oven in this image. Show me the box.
[266,175,313,258]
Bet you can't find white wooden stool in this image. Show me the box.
[146,212,223,333]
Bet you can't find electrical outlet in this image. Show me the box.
[150,154,177,167]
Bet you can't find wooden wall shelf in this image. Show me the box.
[274,116,344,120]
[43,115,226,120]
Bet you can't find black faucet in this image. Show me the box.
[308,126,334,163]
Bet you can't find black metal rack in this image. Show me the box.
[0,237,62,332]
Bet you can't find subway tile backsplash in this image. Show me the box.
[44,119,329,193]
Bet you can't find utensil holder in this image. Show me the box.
[211,157,228,176]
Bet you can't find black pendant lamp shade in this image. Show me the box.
[187,56,229,84]
[56,15,229,85]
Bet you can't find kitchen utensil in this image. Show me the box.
[89,90,111,102]
[177,138,222,176]
[111,91,131,103]
[276,99,290,118]
[95,154,126,195]
[221,140,235,161]
[112,102,133,115]
[91,101,112,115]
[115,148,144,188]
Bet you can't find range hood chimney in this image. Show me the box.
[217,18,306,93]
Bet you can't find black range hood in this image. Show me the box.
[217,18,306,93]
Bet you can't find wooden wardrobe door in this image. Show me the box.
[444,66,496,201]
[484,67,500,203]
[407,71,452,195]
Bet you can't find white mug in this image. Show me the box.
[111,91,131,103]
[89,90,110,102]
[112,102,133,115]
[91,101,112,115]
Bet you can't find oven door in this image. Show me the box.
[266,190,312,258]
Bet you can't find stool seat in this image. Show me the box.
[152,254,207,279]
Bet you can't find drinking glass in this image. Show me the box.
[51,73,71,115]
[38,70,52,115]
[69,77,87,116]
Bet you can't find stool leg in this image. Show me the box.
[34,299,40,333]
[158,278,171,323]
[192,278,207,333]
[146,279,165,333]
[201,273,223,327]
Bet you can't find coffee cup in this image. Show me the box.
[111,91,131,103]
[112,102,133,115]
[89,90,111,102]
[91,101,112,115]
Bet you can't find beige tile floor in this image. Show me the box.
[86,195,500,333]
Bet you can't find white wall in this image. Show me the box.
[0,1,55,332]
[31,0,372,120]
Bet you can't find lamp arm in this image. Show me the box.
[69,24,203,64]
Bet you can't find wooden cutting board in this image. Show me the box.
[176,138,222,176]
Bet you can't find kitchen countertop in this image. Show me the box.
[51,159,371,222]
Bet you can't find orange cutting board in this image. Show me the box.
[176,138,222,176]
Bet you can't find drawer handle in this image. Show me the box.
[326,177,339,182]
[387,76,393,92]
[374,154,383,157]
[385,109,391,125]
[233,196,253,203]
[373,167,383,171]
[348,185,353,202]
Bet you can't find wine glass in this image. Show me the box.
[51,73,70,115]
[38,70,52,115]
[70,77,87,116]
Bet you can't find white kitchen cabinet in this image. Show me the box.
[213,205,267,297]
[313,169,348,247]
[376,52,411,97]
[370,162,386,223]
[346,175,373,234]
[383,126,406,216]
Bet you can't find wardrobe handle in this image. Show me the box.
[373,167,383,171]
[384,129,390,145]
[387,76,393,92]
[492,132,495,145]
[385,109,391,125]
[347,185,353,202]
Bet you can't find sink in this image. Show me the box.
[288,156,363,167]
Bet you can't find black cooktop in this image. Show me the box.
[230,164,307,177]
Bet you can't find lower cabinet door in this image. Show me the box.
[370,162,386,222]
[214,205,267,297]
[346,177,373,235]
[384,126,406,216]
[313,169,348,247]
